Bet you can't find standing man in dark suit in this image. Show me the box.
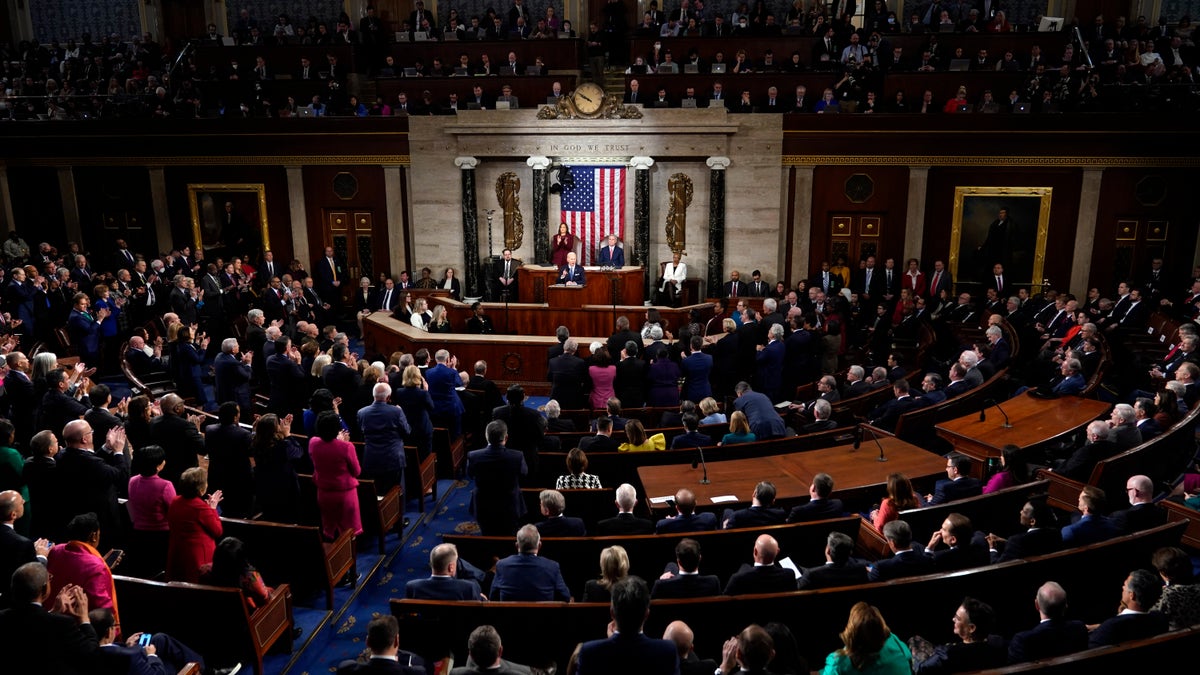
[313,245,345,315]
[1007,582,1089,663]
[0,563,99,675]
[56,420,128,548]
[651,538,722,599]
[732,381,788,439]
[925,455,983,505]
[213,338,253,419]
[577,576,678,674]
[1088,569,1169,647]
[266,336,307,419]
[490,385,546,474]
[787,472,845,522]
[810,261,842,297]
[723,534,797,595]
[867,520,935,581]
[596,483,655,535]
[0,491,49,602]
[405,543,484,600]
[496,248,520,300]
[491,525,572,601]
[147,394,206,487]
[926,259,952,300]
[755,323,786,402]
[467,420,528,536]
[852,255,885,311]
[723,481,786,529]
[614,342,648,408]
[548,339,588,409]
[358,382,411,494]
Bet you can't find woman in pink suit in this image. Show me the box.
[48,512,118,623]
[166,467,223,583]
[587,344,617,410]
[308,410,362,539]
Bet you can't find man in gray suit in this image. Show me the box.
[450,625,535,674]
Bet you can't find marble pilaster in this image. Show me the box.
[382,165,406,276]
[147,167,171,254]
[630,156,654,300]
[456,156,481,298]
[527,156,551,265]
[904,166,930,264]
[1070,168,1104,295]
[706,156,730,299]
[57,167,82,245]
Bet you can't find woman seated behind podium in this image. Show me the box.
[719,411,756,446]
[552,222,575,268]
[618,419,665,452]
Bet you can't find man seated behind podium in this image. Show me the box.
[656,488,718,533]
[558,251,586,286]
[597,234,625,267]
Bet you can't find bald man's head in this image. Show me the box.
[663,620,695,658]
[753,534,780,564]
[1035,581,1068,619]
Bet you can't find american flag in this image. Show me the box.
[559,165,626,265]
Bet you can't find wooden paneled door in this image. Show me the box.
[325,210,377,305]
[1110,217,1169,287]
[828,214,884,266]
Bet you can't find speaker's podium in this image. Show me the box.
[517,265,645,307]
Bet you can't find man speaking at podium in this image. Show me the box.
[597,234,625,267]
[558,251,586,286]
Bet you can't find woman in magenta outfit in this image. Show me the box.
[982,444,1029,494]
[587,344,617,410]
[126,445,175,576]
[551,222,576,268]
[308,410,362,539]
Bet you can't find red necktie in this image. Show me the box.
[731,284,737,298]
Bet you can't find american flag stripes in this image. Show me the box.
[559,165,626,265]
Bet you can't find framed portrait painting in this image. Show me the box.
[187,183,270,255]
[949,187,1051,293]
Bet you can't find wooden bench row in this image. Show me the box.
[393,520,1184,669]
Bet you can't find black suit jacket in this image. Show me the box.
[0,602,99,674]
[578,434,622,454]
[614,357,648,408]
[927,476,983,505]
[1088,611,1169,648]
[1111,502,1166,533]
[797,560,869,589]
[148,413,205,486]
[787,498,845,523]
[868,548,936,581]
[651,572,722,599]
[596,513,655,536]
[724,506,786,529]
[723,280,749,298]
[724,563,797,595]
[0,525,39,601]
[547,354,588,410]
[337,656,427,675]
[54,445,128,546]
[537,515,587,537]
[405,575,482,600]
[993,527,1063,562]
[1008,618,1089,663]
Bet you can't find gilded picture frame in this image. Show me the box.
[187,183,271,254]
[949,187,1051,292]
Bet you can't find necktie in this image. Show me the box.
[866,269,872,288]
[932,271,940,291]
[329,258,337,281]
[504,261,510,276]
[823,273,829,291]
[383,290,391,310]
[887,270,892,286]
[996,275,1002,290]
[124,250,134,263]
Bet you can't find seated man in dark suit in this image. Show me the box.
[723,534,797,595]
[535,489,587,537]
[405,543,484,601]
[596,234,625,267]
[787,472,845,522]
[922,513,990,572]
[715,624,781,675]
[800,398,839,433]
[651,538,722,599]
[722,480,786,529]
[490,525,572,601]
[578,415,622,453]
[663,621,718,675]
[577,576,678,674]
[1055,421,1120,481]
[866,379,920,432]
[1061,485,1121,546]
[986,498,1063,563]
[1110,474,1167,533]
[925,454,983,505]
[596,483,655,536]
[449,624,536,675]
[797,531,869,590]
[91,607,220,675]
[336,615,427,674]
[670,413,713,450]
[656,488,718,534]
[1088,569,1169,647]
[1008,581,1089,664]
[867,520,935,582]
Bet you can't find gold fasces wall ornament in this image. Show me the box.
[537,82,645,120]
[495,171,524,251]
[666,173,694,254]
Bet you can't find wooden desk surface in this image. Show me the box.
[637,436,946,511]
[935,392,1111,462]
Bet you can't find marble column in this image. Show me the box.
[630,156,655,300]
[57,167,82,245]
[1070,168,1105,295]
[792,166,814,285]
[147,167,172,253]
[904,166,930,264]
[286,166,310,265]
[455,156,481,298]
[527,156,551,264]
[0,166,15,234]
[382,165,406,277]
[706,157,731,299]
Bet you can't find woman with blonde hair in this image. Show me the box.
[410,298,431,330]
[720,411,756,446]
[428,305,452,333]
[699,397,727,425]
[618,419,665,452]
[822,602,910,674]
[582,545,629,602]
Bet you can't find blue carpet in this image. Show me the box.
[274,479,473,674]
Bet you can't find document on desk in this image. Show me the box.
[710,495,738,504]
[649,495,674,504]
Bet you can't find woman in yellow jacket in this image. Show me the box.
[617,419,666,452]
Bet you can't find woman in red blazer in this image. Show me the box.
[308,410,363,539]
[901,258,926,297]
[166,467,224,583]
